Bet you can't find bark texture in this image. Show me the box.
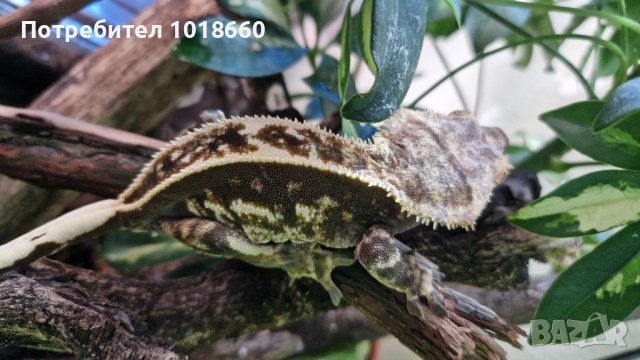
[0,258,524,360]
[0,106,567,289]
[0,107,549,359]
[0,0,218,241]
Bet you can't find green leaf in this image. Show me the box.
[541,101,640,170]
[305,55,341,105]
[297,0,346,31]
[219,0,290,30]
[531,222,640,344]
[593,77,640,132]
[425,0,459,38]
[512,0,558,69]
[100,230,198,275]
[510,170,640,237]
[514,138,570,172]
[173,15,305,77]
[595,29,640,78]
[338,2,352,102]
[443,0,462,26]
[464,4,530,52]
[341,0,428,122]
[355,0,376,75]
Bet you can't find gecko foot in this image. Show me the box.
[355,225,448,319]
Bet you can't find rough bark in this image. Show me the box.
[0,258,523,360]
[0,105,163,196]
[0,105,563,290]
[0,106,544,358]
[0,0,218,241]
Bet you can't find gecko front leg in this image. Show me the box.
[158,217,355,305]
[355,225,448,318]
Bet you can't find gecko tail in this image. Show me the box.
[0,199,123,272]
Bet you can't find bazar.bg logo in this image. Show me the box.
[530,313,628,348]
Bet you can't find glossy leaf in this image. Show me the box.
[338,2,352,102]
[304,97,325,119]
[600,1,640,69]
[593,77,640,132]
[218,0,289,30]
[510,170,640,237]
[514,138,570,172]
[341,0,428,122]
[297,0,345,31]
[464,4,530,52]
[443,0,462,26]
[596,29,640,78]
[532,222,640,343]
[100,229,198,275]
[512,0,558,69]
[305,55,341,119]
[425,0,459,37]
[174,16,305,77]
[541,101,640,170]
[355,0,376,75]
[305,55,341,105]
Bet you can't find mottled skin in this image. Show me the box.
[0,108,509,318]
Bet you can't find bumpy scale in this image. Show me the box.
[0,108,509,318]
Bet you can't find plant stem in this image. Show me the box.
[465,0,640,36]
[474,58,484,114]
[408,34,626,107]
[432,39,470,110]
[617,0,629,57]
[589,21,605,89]
[466,1,597,99]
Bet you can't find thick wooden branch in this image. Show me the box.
[0,106,539,358]
[0,105,562,290]
[0,0,218,241]
[1,258,523,360]
[0,106,163,196]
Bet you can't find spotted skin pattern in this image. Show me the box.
[0,109,509,318]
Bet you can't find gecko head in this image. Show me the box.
[370,108,511,228]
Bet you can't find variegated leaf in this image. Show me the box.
[509,170,640,237]
[532,222,640,343]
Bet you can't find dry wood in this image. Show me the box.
[0,105,561,288]
[0,106,537,359]
[0,257,524,360]
[0,0,219,241]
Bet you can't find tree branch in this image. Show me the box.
[0,0,218,242]
[0,104,566,289]
[1,257,523,360]
[0,106,544,358]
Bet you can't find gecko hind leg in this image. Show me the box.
[355,225,448,318]
[279,243,355,305]
[158,217,355,305]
